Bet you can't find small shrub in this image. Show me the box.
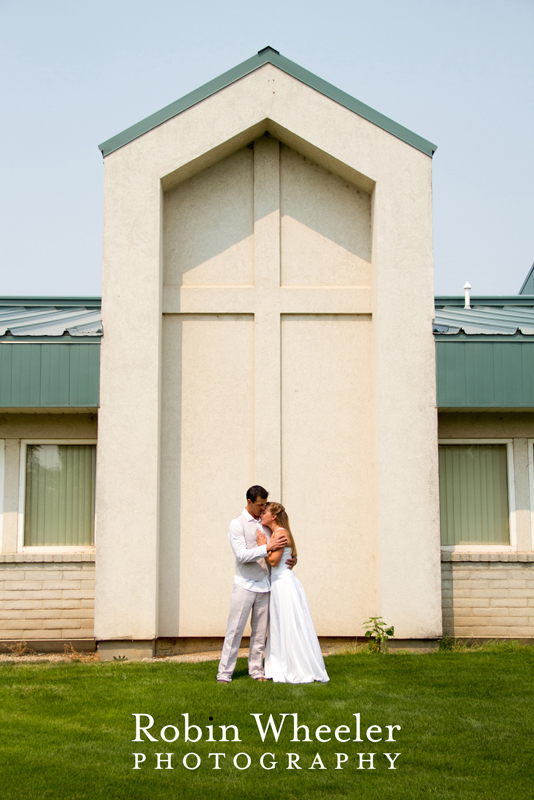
[363,617,395,653]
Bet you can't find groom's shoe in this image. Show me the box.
[217,679,230,684]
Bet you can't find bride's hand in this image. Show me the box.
[256,531,268,546]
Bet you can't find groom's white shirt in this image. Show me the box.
[229,508,271,593]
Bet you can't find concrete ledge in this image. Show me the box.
[156,637,441,656]
[157,637,225,656]
[0,638,96,653]
[156,637,368,657]
[97,640,155,661]
[442,552,534,562]
[3,636,532,658]
[387,639,440,652]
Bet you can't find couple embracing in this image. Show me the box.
[217,485,329,684]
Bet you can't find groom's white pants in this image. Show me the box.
[217,584,270,682]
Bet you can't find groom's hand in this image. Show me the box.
[267,531,288,552]
[286,554,298,570]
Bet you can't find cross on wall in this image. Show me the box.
[162,136,372,498]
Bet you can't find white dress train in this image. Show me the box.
[265,547,329,684]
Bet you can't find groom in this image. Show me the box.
[216,486,291,683]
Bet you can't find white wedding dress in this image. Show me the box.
[265,546,330,684]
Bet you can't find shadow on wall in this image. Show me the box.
[163,138,372,288]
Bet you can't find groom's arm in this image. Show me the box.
[228,520,269,564]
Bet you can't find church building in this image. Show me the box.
[1,49,532,657]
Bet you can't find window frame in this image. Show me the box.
[17,439,97,553]
[526,439,534,551]
[438,438,516,552]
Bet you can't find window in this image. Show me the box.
[21,443,96,548]
[439,443,512,547]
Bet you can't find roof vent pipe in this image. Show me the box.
[464,282,471,310]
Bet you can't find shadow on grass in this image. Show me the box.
[232,667,250,680]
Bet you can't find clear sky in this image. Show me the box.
[1,0,532,297]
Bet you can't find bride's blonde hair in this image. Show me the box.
[266,502,297,557]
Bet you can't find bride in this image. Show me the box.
[256,502,329,684]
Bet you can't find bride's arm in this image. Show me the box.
[266,548,284,567]
[265,530,287,566]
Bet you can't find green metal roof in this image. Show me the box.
[0,299,101,408]
[0,297,101,307]
[435,296,534,308]
[434,305,534,335]
[0,306,102,337]
[434,296,534,407]
[98,47,437,158]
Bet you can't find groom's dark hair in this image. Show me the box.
[246,485,269,502]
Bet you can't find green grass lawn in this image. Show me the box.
[0,646,533,799]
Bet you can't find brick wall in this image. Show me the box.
[442,553,534,638]
[0,555,95,642]
[3,552,534,643]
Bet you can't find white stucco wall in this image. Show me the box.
[96,63,441,643]
[280,144,371,287]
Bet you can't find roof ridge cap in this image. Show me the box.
[98,49,437,158]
